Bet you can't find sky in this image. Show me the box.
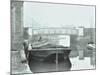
[23,2,95,28]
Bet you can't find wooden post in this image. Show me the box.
[79,50,84,60]
[56,48,58,71]
[90,50,96,66]
[77,37,84,60]
[77,27,84,60]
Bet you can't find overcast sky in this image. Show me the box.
[23,2,95,28]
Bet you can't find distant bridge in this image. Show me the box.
[32,27,79,35]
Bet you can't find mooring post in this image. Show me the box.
[56,48,58,71]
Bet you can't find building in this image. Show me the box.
[11,1,24,50]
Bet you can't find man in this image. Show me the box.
[21,40,29,63]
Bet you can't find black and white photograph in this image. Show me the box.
[11,0,96,74]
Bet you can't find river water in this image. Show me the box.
[11,51,95,74]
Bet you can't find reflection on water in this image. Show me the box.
[28,60,71,73]
[28,51,95,73]
[28,53,72,73]
[28,56,95,73]
[11,50,95,74]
